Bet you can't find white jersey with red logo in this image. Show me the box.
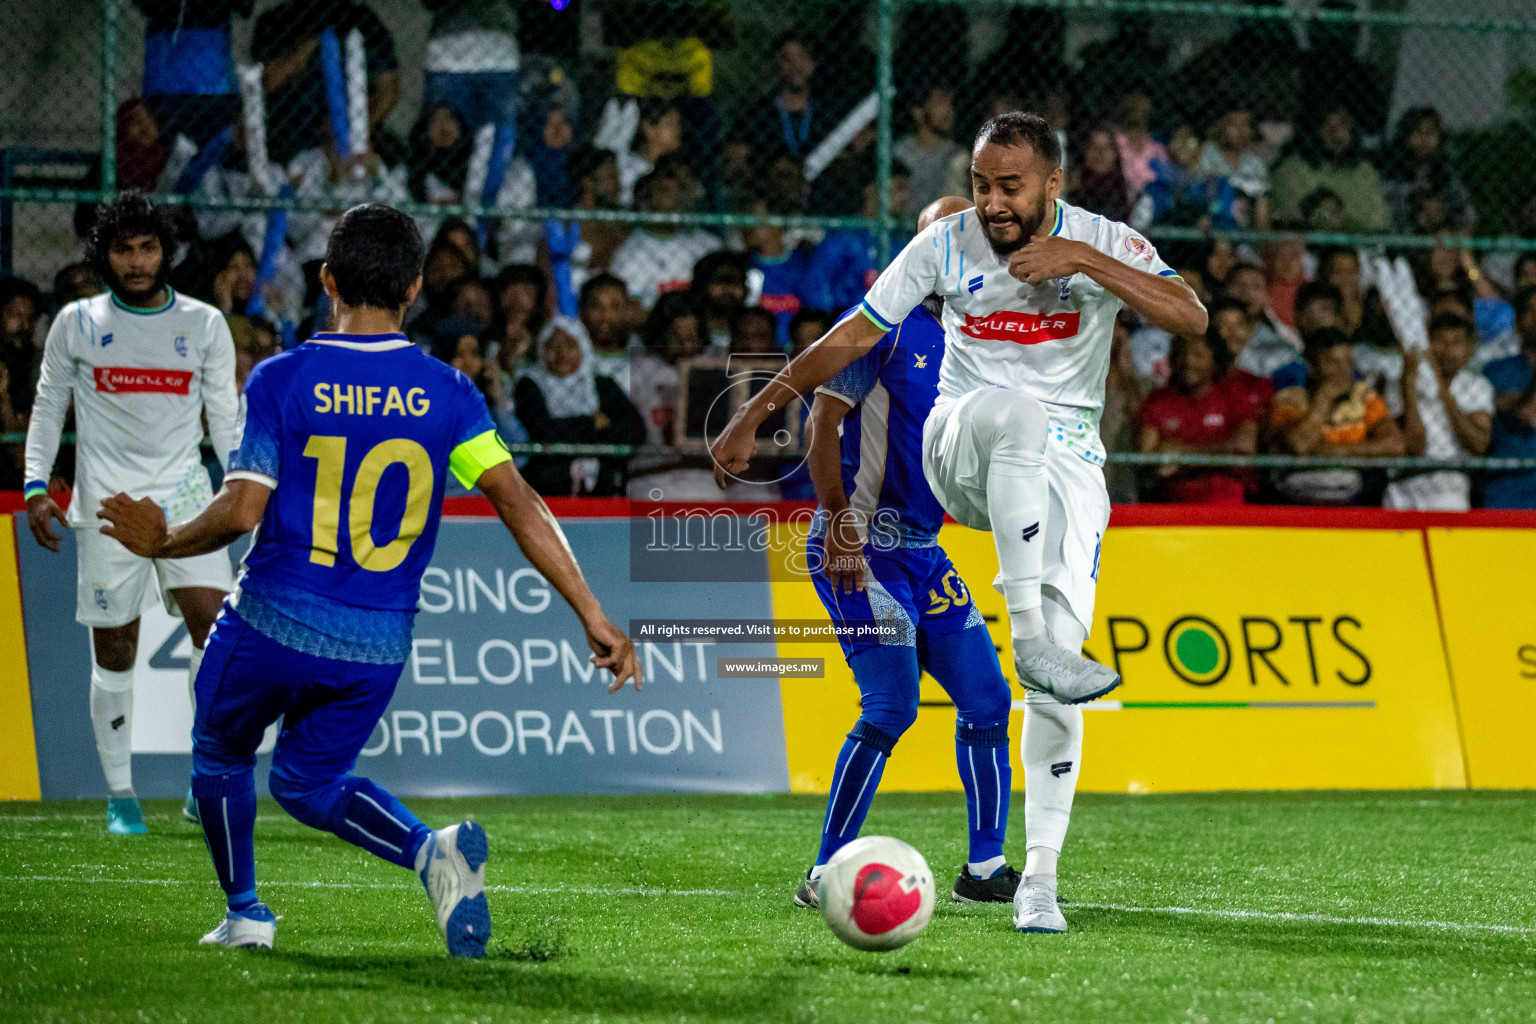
[859,199,1176,464]
[25,289,239,526]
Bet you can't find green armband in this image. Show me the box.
[449,429,513,489]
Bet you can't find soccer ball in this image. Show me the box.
[817,836,935,951]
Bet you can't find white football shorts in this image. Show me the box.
[922,391,1111,634]
[74,526,234,628]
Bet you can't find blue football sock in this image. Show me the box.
[334,779,433,869]
[271,769,432,871]
[192,768,259,910]
[956,721,1011,867]
[815,720,897,866]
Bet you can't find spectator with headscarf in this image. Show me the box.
[515,316,643,496]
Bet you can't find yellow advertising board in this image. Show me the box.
[775,523,1466,793]
[0,515,41,800]
[1428,528,1536,788]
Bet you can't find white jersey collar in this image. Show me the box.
[308,332,414,352]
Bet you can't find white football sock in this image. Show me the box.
[1024,846,1059,882]
[1021,588,1086,859]
[808,864,825,883]
[967,854,1007,880]
[90,665,136,797]
[187,642,205,710]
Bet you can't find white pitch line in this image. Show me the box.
[0,875,738,897]
[3,875,1534,934]
[1071,902,1536,936]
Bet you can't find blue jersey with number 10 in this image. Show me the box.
[225,333,510,664]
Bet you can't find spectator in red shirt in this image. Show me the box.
[1208,299,1275,422]
[1138,332,1259,504]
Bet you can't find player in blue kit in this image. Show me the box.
[796,198,1020,908]
[99,205,640,956]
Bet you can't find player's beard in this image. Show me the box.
[980,196,1050,258]
[103,257,171,309]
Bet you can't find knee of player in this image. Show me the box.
[957,685,1013,731]
[973,390,1047,451]
[268,764,351,824]
[848,717,906,755]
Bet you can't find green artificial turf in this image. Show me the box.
[3,791,1536,1023]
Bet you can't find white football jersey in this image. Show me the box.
[860,199,1177,464]
[25,289,239,526]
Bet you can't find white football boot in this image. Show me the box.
[200,903,277,949]
[1013,879,1068,934]
[418,821,491,958]
[1014,630,1121,705]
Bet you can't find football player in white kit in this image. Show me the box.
[710,112,1207,933]
[24,194,239,834]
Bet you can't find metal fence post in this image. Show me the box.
[100,0,118,198]
[875,0,896,267]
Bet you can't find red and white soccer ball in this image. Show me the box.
[818,836,935,951]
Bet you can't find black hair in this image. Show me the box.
[579,272,629,308]
[1513,252,1536,284]
[973,111,1061,167]
[1299,187,1344,223]
[1317,245,1360,277]
[1302,326,1353,364]
[1206,296,1246,321]
[1295,279,1344,314]
[493,263,549,314]
[1513,285,1536,320]
[771,31,809,56]
[731,305,777,334]
[324,204,425,311]
[642,290,702,353]
[84,191,178,277]
[690,250,750,294]
[1428,312,1473,338]
[0,275,43,315]
[433,217,479,255]
[788,307,833,340]
[1169,331,1227,391]
[1227,260,1266,281]
[52,261,100,304]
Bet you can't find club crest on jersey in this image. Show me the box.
[1058,276,1073,301]
[1125,235,1154,263]
[959,310,1081,344]
[93,587,108,610]
[914,353,927,368]
[967,274,984,294]
[173,334,188,357]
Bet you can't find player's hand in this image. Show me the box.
[25,494,68,553]
[1009,236,1091,286]
[95,493,168,558]
[823,510,866,594]
[584,615,642,693]
[709,412,758,489]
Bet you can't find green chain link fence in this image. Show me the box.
[2,0,1536,501]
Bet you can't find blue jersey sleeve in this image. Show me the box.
[817,315,894,406]
[226,361,285,486]
[447,370,511,488]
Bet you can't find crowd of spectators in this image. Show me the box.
[3,2,1535,506]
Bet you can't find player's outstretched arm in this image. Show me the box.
[97,480,270,560]
[1010,235,1209,339]
[475,461,641,693]
[709,312,887,487]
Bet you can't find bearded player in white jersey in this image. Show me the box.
[710,112,1207,934]
[24,193,239,835]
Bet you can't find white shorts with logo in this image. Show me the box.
[74,527,234,628]
[921,392,1111,634]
